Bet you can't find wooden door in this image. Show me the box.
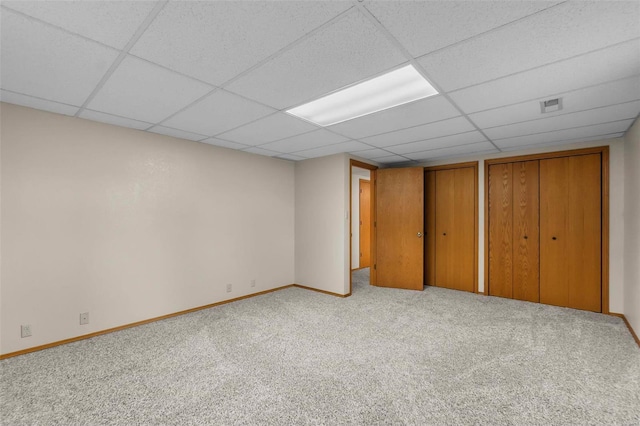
[376,167,424,290]
[359,179,371,268]
[512,161,539,302]
[540,154,601,312]
[488,163,513,298]
[435,167,475,292]
[425,171,436,286]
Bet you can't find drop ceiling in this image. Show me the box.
[1,0,639,165]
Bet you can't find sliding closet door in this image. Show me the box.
[512,161,540,302]
[540,154,601,312]
[376,167,424,290]
[435,167,475,292]
[425,170,436,286]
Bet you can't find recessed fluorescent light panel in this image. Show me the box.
[286,65,438,127]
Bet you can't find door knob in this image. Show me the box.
[417,232,423,238]
[552,236,557,240]
[524,236,528,239]
[443,232,447,236]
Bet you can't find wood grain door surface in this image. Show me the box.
[540,154,601,312]
[359,179,371,268]
[376,167,424,290]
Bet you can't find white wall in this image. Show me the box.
[0,103,295,355]
[295,154,350,295]
[351,168,370,269]
[420,137,626,313]
[624,118,640,334]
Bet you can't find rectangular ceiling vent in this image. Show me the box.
[540,97,563,113]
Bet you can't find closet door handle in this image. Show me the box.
[524,236,528,239]
[442,232,447,236]
[552,236,557,240]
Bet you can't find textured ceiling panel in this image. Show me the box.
[295,140,371,158]
[500,133,625,152]
[0,90,78,116]
[449,40,640,114]
[243,147,282,157]
[327,96,460,139]
[351,148,394,160]
[493,120,634,150]
[274,153,307,161]
[162,90,275,137]
[371,155,411,164]
[130,1,352,86]
[87,56,212,123]
[361,116,476,148]
[148,126,208,142]
[468,76,640,129]
[419,1,640,91]
[405,141,498,161]
[2,1,156,49]
[386,131,488,155]
[366,0,559,58]
[201,138,250,150]
[0,10,119,106]
[217,113,317,146]
[80,109,152,130]
[225,10,406,109]
[258,129,349,153]
[484,101,640,140]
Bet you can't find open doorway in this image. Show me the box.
[350,160,378,294]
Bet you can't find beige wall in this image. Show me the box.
[420,137,626,314]
[295,154,350,295]
[0,103,295,355]
[624,117,640,334]
[351,168,370,270]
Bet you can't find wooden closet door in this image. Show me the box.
[512,161,540,303]
[540,154,601,312]
[488,163,513,298]
[435,167,475,292]
[425,171,436,286]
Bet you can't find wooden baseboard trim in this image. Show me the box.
[0,284,295,360]
[293,284,350,298]
[610,313,640,348]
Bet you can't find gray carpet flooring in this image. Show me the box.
[1,269,639,425]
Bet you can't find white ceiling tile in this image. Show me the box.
[0,91,78,116]
[328,96,460,139]
[501,133,625,152]
[87,56,212,124]
[468,76,640,129]
[0,10,119,106]
[243,147,282,157]
[485,101,640,140]
[79,109,151,130]
[258,129,349,153]
[201,138,250,150]
[294,140,371,158]
[130,1,352,86]
[361,116,476,148]
[162,90,275,137]
[274,153,307,161]
[148,126,207,142]
[386,131,488,155]
[217,113,318,146]
[366,1,559,58]
[493,120,634,149]
[350,148,393,160]
[2,1,156,49]
[405,142,498,161]
[225,10,406,109]
[373,155,413,164]
[419,1,640,91]
[449,40,640,114]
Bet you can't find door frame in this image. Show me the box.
[358,178,372,270]
[484,146,610,313]
[424,161,479,293]
[350,159,378,294]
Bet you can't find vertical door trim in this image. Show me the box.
[424,161,479,293]
[350,159,379,295]
[484,146,610,313]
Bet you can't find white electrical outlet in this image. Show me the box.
[251,279,256,288]
[21,325,32,338]
[226,283,232,293]
[80,312,89,325]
